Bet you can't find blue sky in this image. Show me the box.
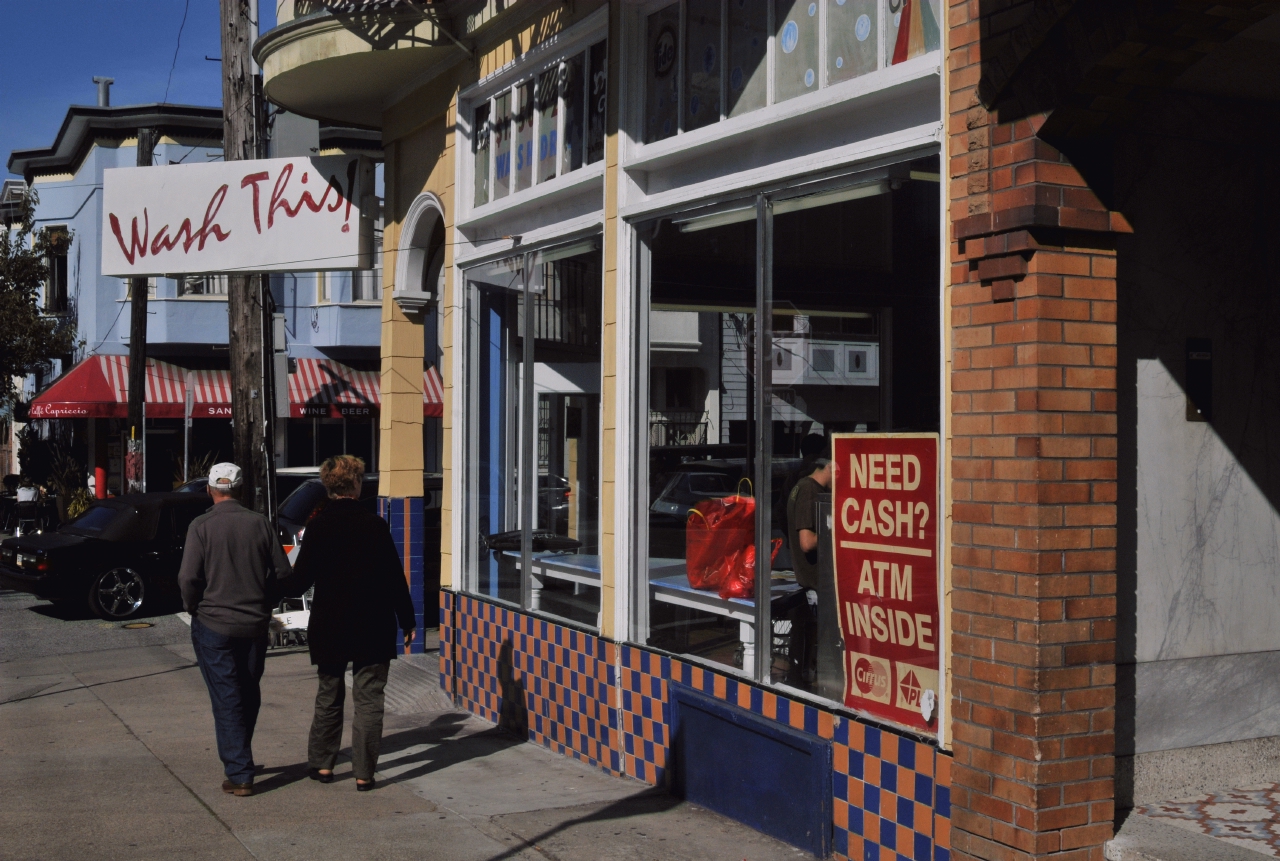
[1,1,277,178]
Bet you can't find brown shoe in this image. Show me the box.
[222,780,253,797]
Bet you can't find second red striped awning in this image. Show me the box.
[28,356,445,419]
[283,360,445,418]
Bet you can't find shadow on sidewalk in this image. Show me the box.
[247,712,496,795]
[376,714,526,785]
[480,788,684,861]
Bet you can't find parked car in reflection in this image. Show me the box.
[647,456,802,560]
[0,492,213,620]
[175,466,321,505]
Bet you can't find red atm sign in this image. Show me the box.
[831,433,940,733]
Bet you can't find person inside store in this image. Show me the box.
[15,476,39,503]
[278,454,416,791]
[778,440,833,687]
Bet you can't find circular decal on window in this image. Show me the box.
[730,66,744,91]
[835,56,844,69]
[654,25,677,77]
[808,2,817,15]
[689,95,700,116]
[805,68,815,87]
[856,13,871,41]
[703,44,716,74]
[837,0,846,4]
[780,20,799,54]
[894,11,901,27]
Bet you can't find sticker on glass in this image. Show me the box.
[808,2,817,15]
[730,66,744,91]
[689,95,700,116]
[781,20,799,54]
[856,13,871,41]
[836,56,844,69]
[703,44,716,74]
[805,68,815,87]
[654,26,677,77]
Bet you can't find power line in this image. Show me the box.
[162,0,192,105]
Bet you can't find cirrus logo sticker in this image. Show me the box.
[851,653,892,704]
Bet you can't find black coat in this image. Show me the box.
[283,498,416,667]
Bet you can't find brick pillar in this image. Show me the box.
[948,4,1121,860]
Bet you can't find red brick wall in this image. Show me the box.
[948,2,1119,859]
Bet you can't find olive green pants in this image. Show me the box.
[308,661,389,780]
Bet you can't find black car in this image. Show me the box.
[0,492,212,620]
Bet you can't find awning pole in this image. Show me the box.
[184,372,194,483]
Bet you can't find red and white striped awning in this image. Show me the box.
[28,356,226,419]
[29,356,444,421]
[289,358,380,418]
[424,365,443,418]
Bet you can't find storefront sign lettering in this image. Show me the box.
[831,433,940,733]
[102,156,372,277]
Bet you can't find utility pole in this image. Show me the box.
[125,127,157,493]
[220,0,275,514]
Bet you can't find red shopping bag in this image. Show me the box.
[685,484,755,591]
[717,538,783,601]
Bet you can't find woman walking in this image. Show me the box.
[286,455,416,790]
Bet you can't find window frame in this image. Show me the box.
[42,225,70,314]
[627,0,942,167]
[460,234,608,632]
[628,159,946,726]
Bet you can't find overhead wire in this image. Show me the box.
[162,0,192,105]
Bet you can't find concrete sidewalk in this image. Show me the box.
[0,592,808,861]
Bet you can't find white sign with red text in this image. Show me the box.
[101,156,373,276]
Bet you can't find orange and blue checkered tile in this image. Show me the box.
[447,592,619,774]
[441,592,951,860]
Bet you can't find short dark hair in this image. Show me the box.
[320,454,364,498]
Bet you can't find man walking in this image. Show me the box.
[179,463,291,797]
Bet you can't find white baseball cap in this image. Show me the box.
[208,462,243,490]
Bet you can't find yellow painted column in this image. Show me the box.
[597,0,623,639]
[438,95,457,590]
[379,137,425,500]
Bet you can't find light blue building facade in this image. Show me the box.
[9,98,384,486]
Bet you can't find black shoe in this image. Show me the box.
[355,778,375,792]
[309,769,334,784]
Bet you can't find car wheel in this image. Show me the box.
[90,568,146,620]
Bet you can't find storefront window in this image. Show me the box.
[635,158,940,694]
[644,0,936,141]
[470,39,607,208]
[886,0,942,65]
[465,243,604,630]
[774,0,820,102]
[727,0,768,118]
[473,103,490,207]
[684,0,722,131]
[827,0,878,84]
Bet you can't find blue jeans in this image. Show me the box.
[190,617,267,784]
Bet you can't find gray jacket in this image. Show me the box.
[178,499,292,638]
